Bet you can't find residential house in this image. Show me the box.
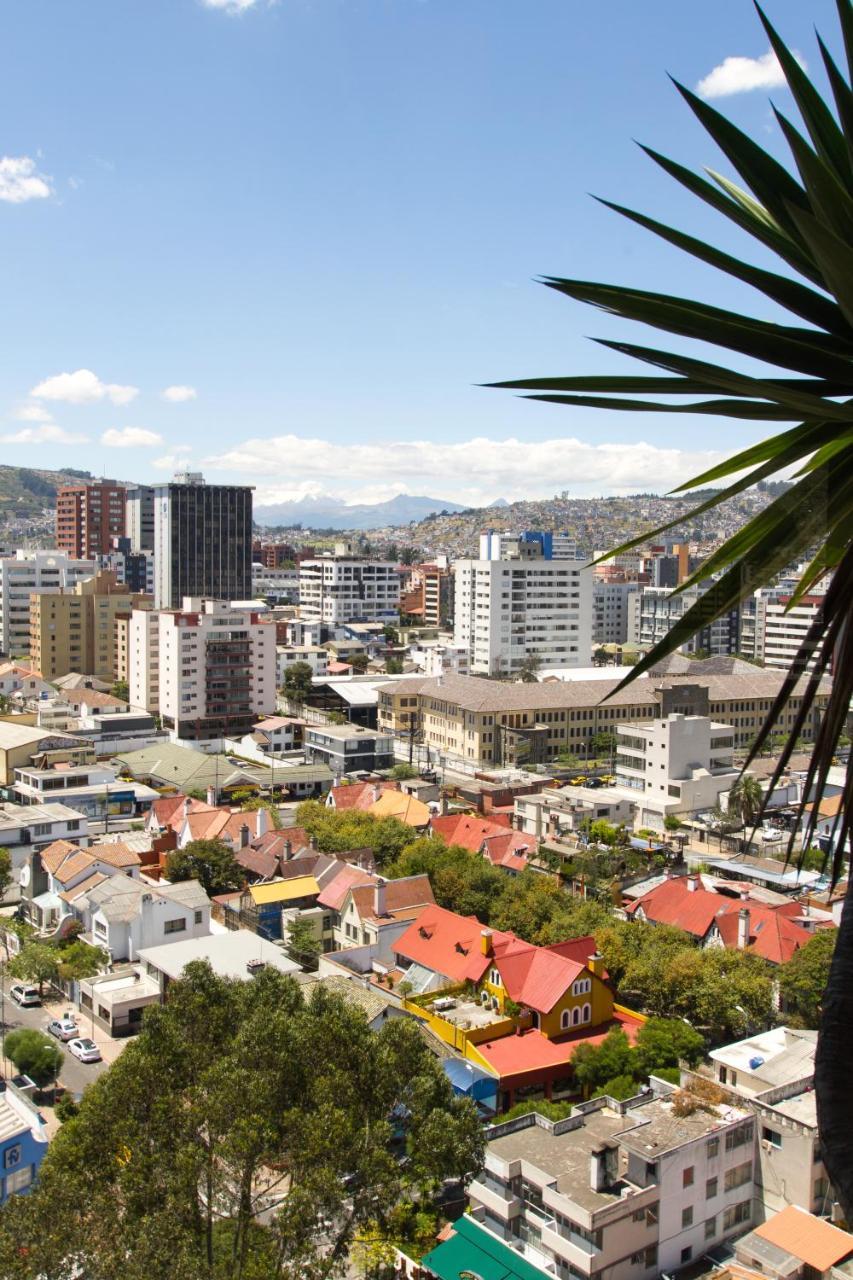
[626,875,822,965]
[335,874,435,953]
[430,812,533,873]
[74,873,211,962]
[734,1205,853,1280]
[12,762,158,821]
[0,723,90,788]
[393,904,642,1110]
[20,838,141,934]
[138,930,301,994]
[304,723,395,776]
[467,1087,756,1280]
[0,802,90,877]
[0,664,54,702]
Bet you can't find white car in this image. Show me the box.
[47,1015,79,1042]
[67,1038,102,1064]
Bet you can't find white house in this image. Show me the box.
[75,873,211,961]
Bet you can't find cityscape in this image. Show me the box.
[0,2,850,1280]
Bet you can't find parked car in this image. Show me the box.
[67,1038,102,1064]
[46,1014,79,1042]
[9,985,41,1008]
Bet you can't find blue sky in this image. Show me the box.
[0,0,841,508]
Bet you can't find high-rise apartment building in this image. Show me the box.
[453,537,591,676]
[299,546,401,625]
[762,595,825,673]
[128,608,160,713]
[628,585,741,656]
[29,570,150,683]
[125,486,155,552]
[157,598,276,740]
[593,580,640,645]
[152,473,253,609]
[400,561,451,627]
[56,481,126,559]
[0,551,95,658]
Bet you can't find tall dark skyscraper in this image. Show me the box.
[153,472,253,609]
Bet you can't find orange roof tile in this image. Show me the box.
[754,1206,853,1271]
[368,790,430,827]
[475,1011,644,1081]
[40,839,84,875]
[430,813,519,853]
[60,871,107,903]
[317,864,376,912]
[93,843,142,869]
[349,875,435,926]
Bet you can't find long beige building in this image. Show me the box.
[377,663,829,770]
[29,571,151,684]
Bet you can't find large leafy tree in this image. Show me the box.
[0,962,483,1280]
[494,1,853,1217]
[165,838,241,897]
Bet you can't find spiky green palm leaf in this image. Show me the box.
[493,0,853,1217]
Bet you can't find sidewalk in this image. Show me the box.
[39,990,127,1068]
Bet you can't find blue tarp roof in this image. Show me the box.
[443,1059,497,1101]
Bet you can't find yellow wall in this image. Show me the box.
[539,973,612,1039]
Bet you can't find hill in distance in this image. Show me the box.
[0,465,93,522]
[254,492,468,531]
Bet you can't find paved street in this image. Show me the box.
[0,980,118,1099]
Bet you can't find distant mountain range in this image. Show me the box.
[254,492,468,530]
[0,465,93,524]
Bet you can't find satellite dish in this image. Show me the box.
[19,865,30,889]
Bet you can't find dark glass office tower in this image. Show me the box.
[153,473,253,609]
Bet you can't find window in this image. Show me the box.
[725,1123,752,1152]
[707,1137,719,1159]
[683,1166,694,1188]
[705,1217,716,1240]
[193,910,203,925]
[572,1007,580,1026]
[762,1127,782,1149]
[724,1162,752,1192]
[681,1207,693,1229]
[164,918,186,935]
[5,1166,32,1194]
[681,1247,692,1264]
[582,1003,591,1023]
[723,1200,751,1231]
[706,1177,718,1199]
[561,1010,570,1030]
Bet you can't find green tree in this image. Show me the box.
[0,962,484,1280]
[491,0,853,1218]
[349,652,370,673]
[296,801,414,868]
[5,1029,63,1090]
[164,838,241,897]
[56,939,109,982]
[385,657,404,674]
[779,929,837,1028]
[282,661,314,703]
[285,917,321,967]
[240,797,283,829]
[727,774,764,826]
[592,1074,638,1101]
[110,679,129,703]
[634,1018,705,1076]
[0,847,12,904]
[390,763,417,781]
[573,1028,635,1093]
[9,942,60,996]
[517,654,542,683]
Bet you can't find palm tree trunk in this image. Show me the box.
[816,877,853,1224]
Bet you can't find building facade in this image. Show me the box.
[453,554,592,676]
[152,473,253,609]
[299,553,401,625]
[0,551,96,658]
[29,570,149,683]
[157,598,276,740]
[124,485,155,552]
[593,580,640,646]
[55,480,126,559]
[628,585,741,657]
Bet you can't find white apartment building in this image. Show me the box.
[158,598,276,741]
[699,1027,831,1222]
[628,584,740,656]
[128,608,160,713]
[593,581,639,645]
[299,553,401,625]
[762,595,823,673]
[453,555,592,676]
[0,550,95,658]
[252,563,299,603]
[468,1089,756,1280]
[277,644,329,682]
[615,712,740,828]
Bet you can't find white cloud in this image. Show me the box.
[0,156,53,204]
[31,368,139,406]
[101,427,164,449]
[14,403,55,423]
[201,0,265,11]
[697,47,804,99]
[153,447,192,471]
[0,424,88,445]
[202,433,727,508]
[161,385,197,403]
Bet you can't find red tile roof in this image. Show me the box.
[626,876,814,964]
[317,864,376,911]
[475,1010,645,1081]
[754,1206,853,1271]
[328,781,397,811]
[394,905,597,1013]
[349,874,435,926]
[481,831,533,873]
[430,813,520,853]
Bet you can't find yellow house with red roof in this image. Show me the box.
[393,904,643,1110]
